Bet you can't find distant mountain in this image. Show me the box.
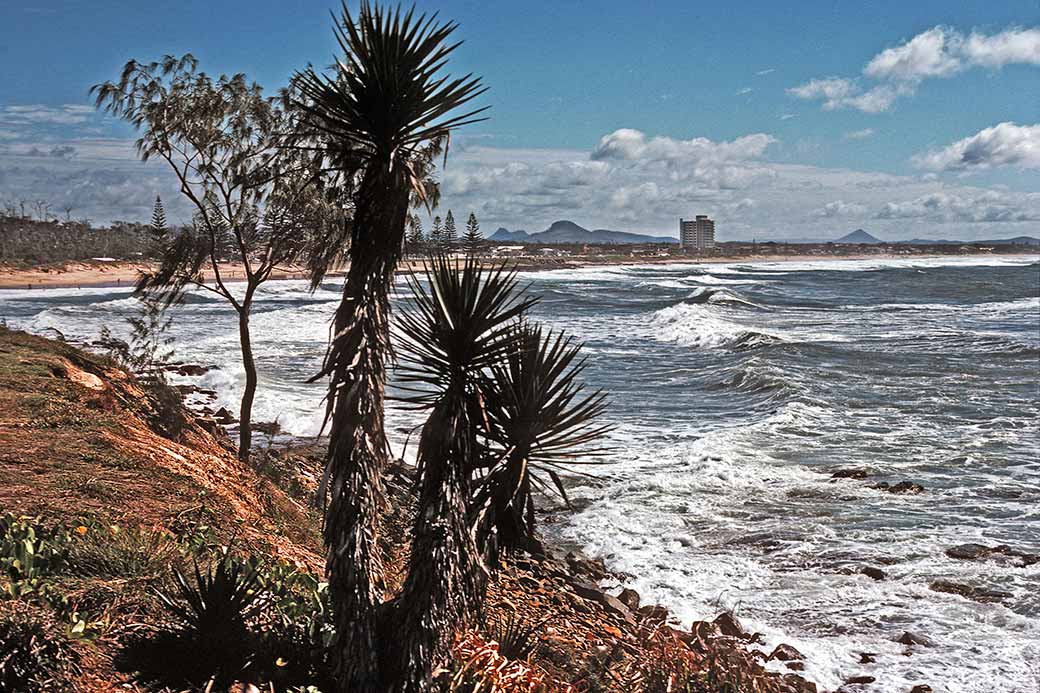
[834,229,882,244]
[488,227,531,243]
[488,220,678,245]
[901,236,1040,246]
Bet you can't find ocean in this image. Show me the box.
[2,255,1038,692]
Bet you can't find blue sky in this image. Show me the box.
[1,0,1038,240]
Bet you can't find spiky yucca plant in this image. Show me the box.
[293,3,486,689]
[477,325,610,555]
[393,256,534,690]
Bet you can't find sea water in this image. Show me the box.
[3,255,1038,692]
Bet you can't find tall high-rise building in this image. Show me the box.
[679,215,715,250]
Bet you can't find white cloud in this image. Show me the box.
[864,26,963,81]
[843,129,876,140]
[788,78,913,113]
[4,128,1038,241]
[787,77,856,101]
[590,128,775,164]
[875,190,1040,223]
[756,68,776,76]
[792,25,1040,113]
[0,104,95,126]
[811,200,867,217]
[779,114,797,120]
[913,122,1040,171]
[961,27,1040,67]
[736,87,753,95]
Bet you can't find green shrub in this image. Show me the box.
[0,515,71,597]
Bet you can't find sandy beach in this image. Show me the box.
[2,250,1035,290]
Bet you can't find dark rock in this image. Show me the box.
[174,384,200,395]
[173,364,210,376]
[780,674,817,693]
[872,480,924,494]
[909,686,933,693]
[946,543,1038,567]
[897,631,935,647]
[638,605,670,622]
[831,468,871,480]
[929,580,1012,604]
[195,417,223,435]
[713,612,748,639]
[845,675,876,685]
[860,566,887,580]
[569,579,634,623]
[566,552,607,580]
[617,587,640,611]
[769,643,805,662]
[213,406,238,424]
[858,652,877,664]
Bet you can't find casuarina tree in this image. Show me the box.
[92,56,335,463]
[292,3,486,689]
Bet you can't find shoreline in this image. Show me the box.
[1,249,1036,291]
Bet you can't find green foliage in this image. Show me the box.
[0,603,81,692]
[0,515,71,598]
[443,210,458,250]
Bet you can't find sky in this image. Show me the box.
[0,0,1038,241]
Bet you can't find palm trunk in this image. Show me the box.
[236,286,257,463]
[493,445,534,551]
[393,392,486,692]
[325,159,410,692]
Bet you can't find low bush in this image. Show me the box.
[0,601,80,692]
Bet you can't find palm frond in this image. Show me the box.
[395,255,536,406]
[293,1,487,182]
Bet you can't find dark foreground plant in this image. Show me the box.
[477,325,610,555]
[392,256,534,689]
[156,550,265,647]
[294,2,486,688]
[0,602,81,693]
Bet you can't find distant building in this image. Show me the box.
[679,215,715,250]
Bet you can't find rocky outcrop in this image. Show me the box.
[929,579,1012,604]
[871,480,925,494]
[945,543,1038,567]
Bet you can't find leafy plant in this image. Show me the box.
[476,324,610,554]
[0,515,71,598]
[482,608,552,661]
[156,549,266,643]
[65,521,176,580]
[393,256,535,686]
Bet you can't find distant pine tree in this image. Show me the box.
[407,215,425,255]
[150,195,167,239]
[462,212,482,256]
[430,215,444,252]
[443,210,457,251]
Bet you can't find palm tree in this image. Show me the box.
[476,325,611,555]
[393,256,534,689]
[293,3,486,689]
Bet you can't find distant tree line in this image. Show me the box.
[405,209,485,256]
[0,214,158,265]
